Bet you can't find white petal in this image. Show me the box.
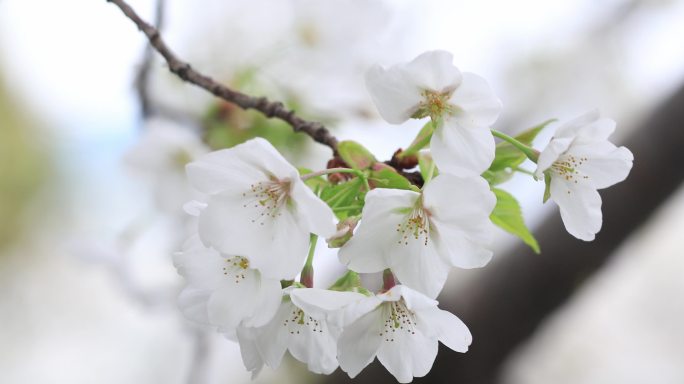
[422,175,495,269]
[338,295,384,327]
[254,301,291,369]
[448,72,502,127]
[338,308,384,378]
[390,240,451,299]
[573,117,617,145]
[248,209,311,279]
[290,179,337,238]
[535,136,573,178]
[401,50,463,93]
[207,272,261,329]
[432,223,494,268]
[183,200,207,216]
[197,193,309,279]
[377,328,438,383]
[553,110,602,140]
[430,119,495,177]
[417,307,472,353]
[551,178,602,241]
[236,327,264,378]
[423,174,496,225]
[365,64,423,124]
[173,235,225,290]
[177,288,211,324]
[338,189,419,273]
[569,143,634,189]
[186,138,299,195]
[396,285,438,311]
[290,288,366,321]
[287,318,340,374]
[243,278,283,328]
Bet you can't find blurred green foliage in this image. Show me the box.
[0,76,49,250]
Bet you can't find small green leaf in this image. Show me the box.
[402,121,435,157]
[328,270,372,296]
[369,165,413,190]
[418,151,438,183]
[543,173,552,203]
[482,169,514,186]
[338,140,377,170]
[320,178,365,219]
[490,188,540,253]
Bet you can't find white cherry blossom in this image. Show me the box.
[365,50,502,176]
[236,288,362,375]
[186,138,336,279]
[293,285,471,383]
[173,235,282,336]
[535,111,633,241]
[338,174,496,298]
[124,117,209,213]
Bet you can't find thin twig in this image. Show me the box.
[107,0,339,154]
[133,0,165,118]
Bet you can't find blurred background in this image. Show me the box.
[1,0,683,383]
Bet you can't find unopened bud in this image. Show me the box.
[392,149,418,170]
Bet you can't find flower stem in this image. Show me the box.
[300,234,318,288]
[382,269,397,291]
[513,166,535,177]
[301,167,361,180]
[301,167,371,192]
[491,129,539,163]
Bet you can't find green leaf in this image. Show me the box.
[482,169,514,186]
[328,270,372,296]
[418,151,438,182]
[369,165,413,190]
[402,121,435,157]
[338,140,376,170]
[320,178,365,219]
[490,188,540,253]
[543,172,552,203]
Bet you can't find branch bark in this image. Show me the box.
[107,0,339,154]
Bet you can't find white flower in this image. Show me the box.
[173,235,282,336]
[535,111,633,241]
[236,288,362,375]
[365,50,502,176]
[186,138,336,279]
[338,174,496,298]
[293,285,471,383]
[124,117,209,212]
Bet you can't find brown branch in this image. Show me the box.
[107,0,339,154]
[133,0,165,119]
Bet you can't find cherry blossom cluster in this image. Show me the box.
[173,50,633,382]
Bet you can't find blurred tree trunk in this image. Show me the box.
[324,83,684,384]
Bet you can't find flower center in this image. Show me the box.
[417,90,453,120]
[282,307,324,335]
[242,178,291,225]
[551,154,590,188]
[396,204,431,247]
[379,299,417,342]
[222,256,250,284]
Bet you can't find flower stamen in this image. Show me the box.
[241,178,291,225]
[222,256,250,284]
[379,299,417,342]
